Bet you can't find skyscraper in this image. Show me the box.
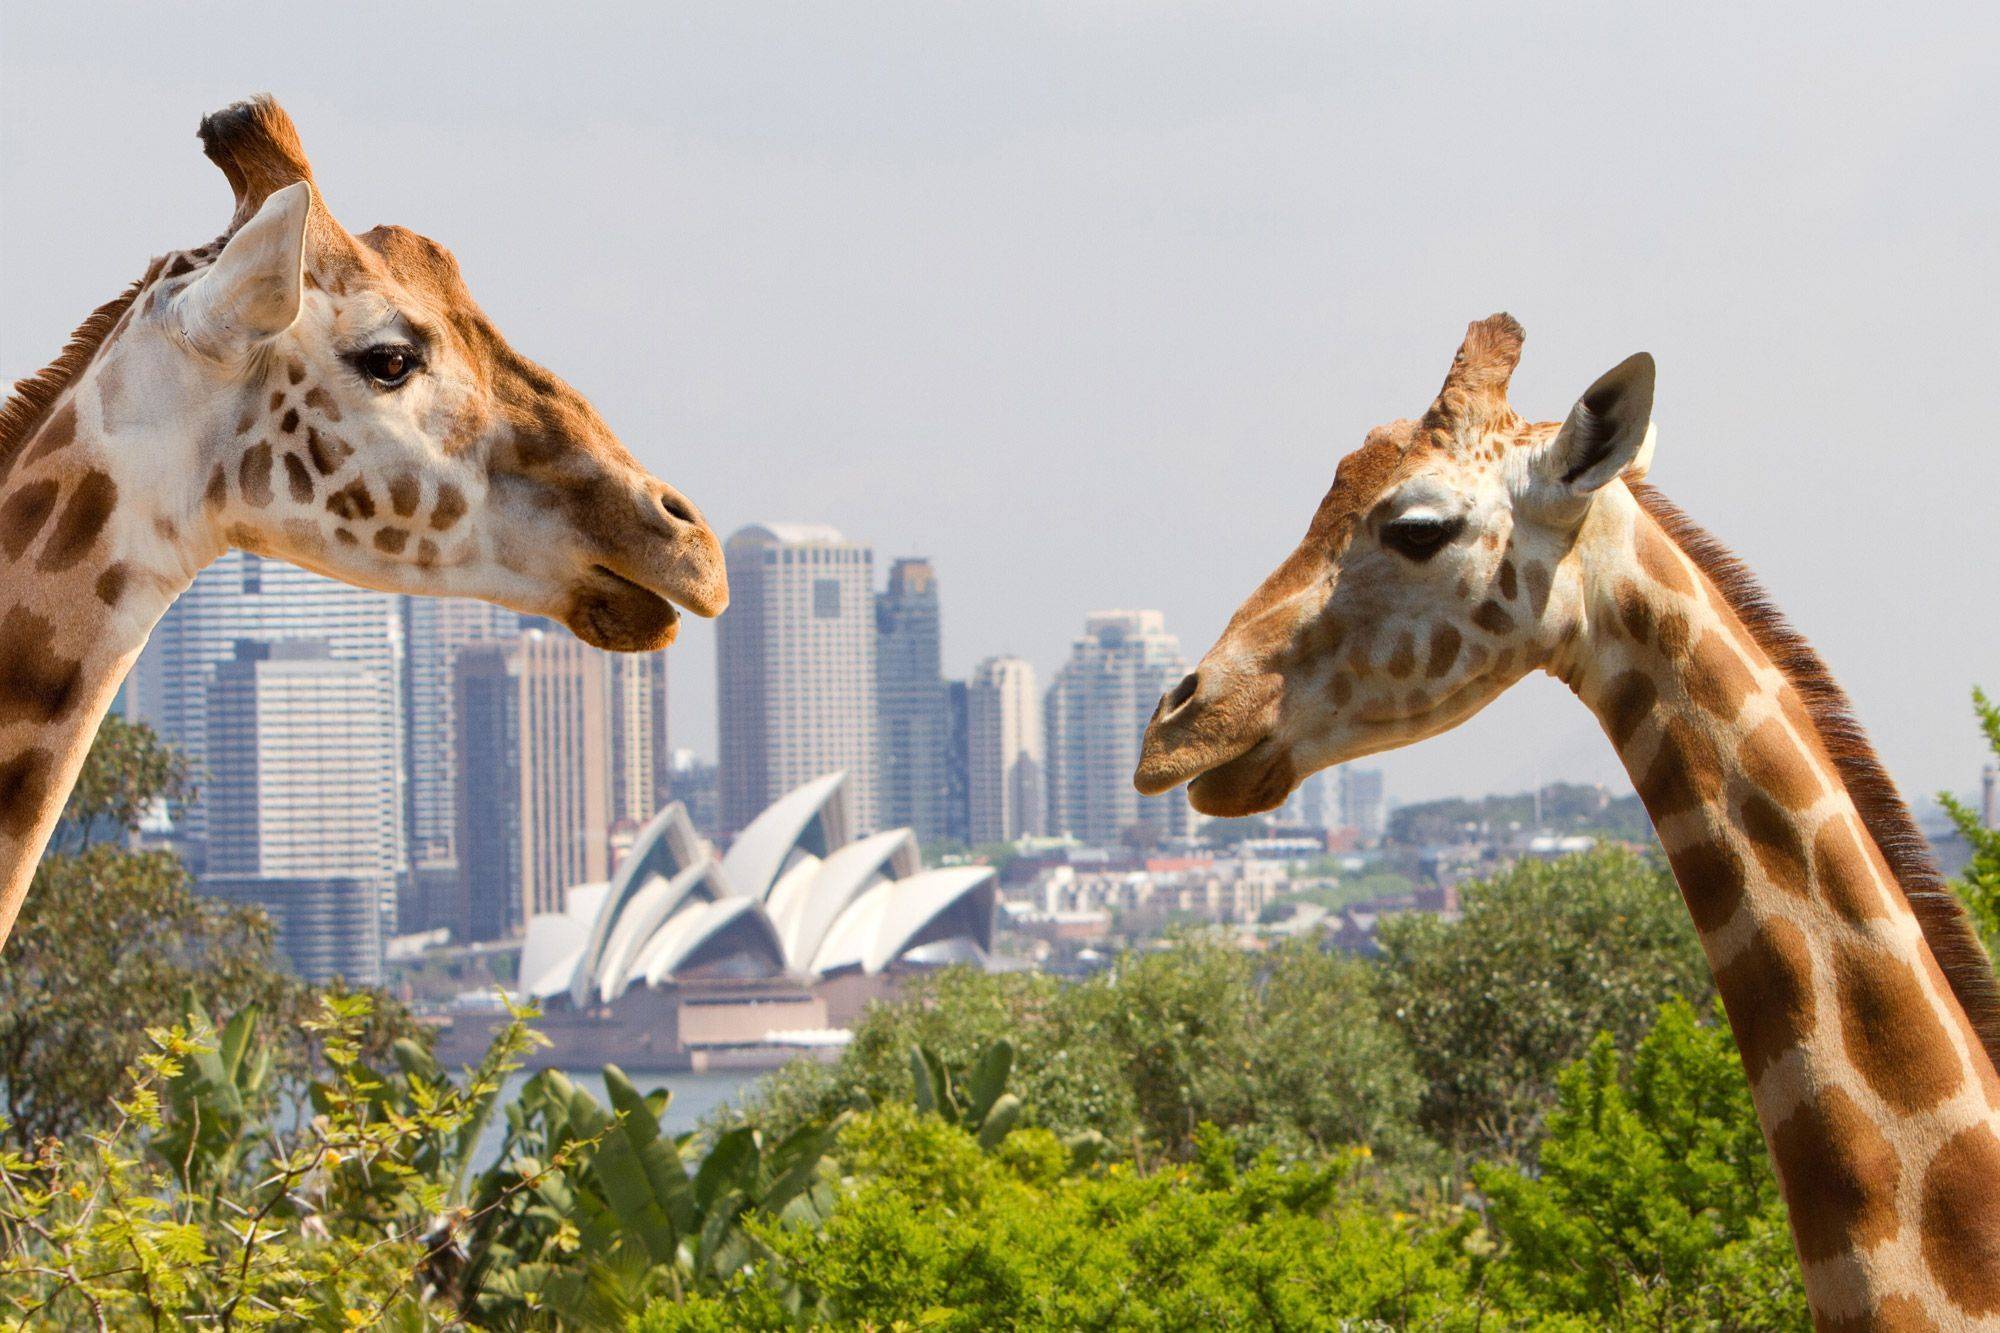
[943,678,971,848]
[202,641,394,984]
[875,558,949,845]
[400,596,521,931]
[130,553,405,878]
[967,656,1045,845]
[717,524,878,834]
[449,629,665,941]
[1337,767,1388,842]
[1045,611,1191,846]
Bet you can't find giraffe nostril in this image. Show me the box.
[658,492,697,526]
[1165,672,1201,714]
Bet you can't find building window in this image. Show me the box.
[813,579,841,618]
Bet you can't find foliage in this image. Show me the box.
[1375,846,1712,1159]
[1478,999,1807,1329]
[0,991,545,1329]
[734,936,1425,1167]
[1387,782,1653,848]
[1939,686,2000,949]
[637,1107,1487,1333]
[0,720,418,1147]
[457,1065,846,1326]
[908,1038,1023,1151]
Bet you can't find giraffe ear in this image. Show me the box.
[1532,352,1656,502]
[174,182,311,358]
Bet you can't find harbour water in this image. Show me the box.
[473,1068,759,1170]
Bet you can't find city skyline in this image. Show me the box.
[8,5,1992,808]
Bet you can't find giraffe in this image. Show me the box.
[1135,314,2000,1328]
[0,96,727,953]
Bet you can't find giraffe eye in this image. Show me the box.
[353,343,421,389]
[1383,515,1464,562]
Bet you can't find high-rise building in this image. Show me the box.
[967,656,1045,845]
[400,597,521,931]
[1044,612,1191,846]
[717,524,878,834]
[449,629,664,941]
[943,678,971,847]
[875,558,949,845]
[130,553,405,878]
[202,641,394,984]
[1337,767,1388,842]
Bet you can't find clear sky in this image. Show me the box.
[4,2,1995,809]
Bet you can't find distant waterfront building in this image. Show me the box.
[1044,612,1191,846]
[717,524,879,835]
[202,641,394,984]
[130,553,405,877]
[449,629,665,942]
[400,598,521,931]
[967,656,1045,845]
[875,558,950,846]
[1338,767,1388,842]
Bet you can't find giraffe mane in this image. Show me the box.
[0,261,160,477]
[1630,480,2000,1071]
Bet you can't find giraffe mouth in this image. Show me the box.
[564,565,682,652]
[1185,736,1297,818]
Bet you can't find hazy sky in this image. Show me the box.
[5,3,1996,809]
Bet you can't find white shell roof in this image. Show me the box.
[719,771,848,900]
[527,776,997,1004]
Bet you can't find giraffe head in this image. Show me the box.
[1136,314,1656,815]
[102,96,725,650]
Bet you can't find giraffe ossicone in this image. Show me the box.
[0,95,727,952]
[1138,314,2000,1326]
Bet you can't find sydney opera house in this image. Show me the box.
[498,772,998,1069]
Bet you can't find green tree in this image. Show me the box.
[1478,999,1806,1329]
[1939,686,2000,949]
[1374,846,1712,1159]
[0,717,413,1146]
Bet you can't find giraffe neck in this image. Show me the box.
[1563,484,2000,1327]
[0,278,223,946]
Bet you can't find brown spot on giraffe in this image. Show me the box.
[302,385,341,421]
[94,564,129,606]
[1740,788,1811,899]
[1385,631,1415,680]
[283,452,314,504]
[1471,599,1513,635]
[305,427,352,476]
[1616,580,1653,644]
[1769,1084,1900,1263]
[0,480,60,562]
[19,400,77,470]
[239,442,274,508]
[1653,606,1691,656]
[1920,1125,2000,1313]
[1602,670,1656,749]
[387,471,420,518]
[326,478,374,521]
[1424,625,1460,679]
[1638,714,1724,821]
[1635,521,1692,596]
[235,408,257,435]
[285,359,305,385]
[0,609,83,725]
[416,538,439,568]
[1497,557,1517,601]
[1741,717,1823,813]
[1665,837,1747,934]
[1714,913,1816,1083]
[1684,631,1757,722]
[429,481,467,531]
[373,526,409,554]
[36,471,117,573]
[204,463,228,509]
[268,390,285,412]
[0,750,53,839]
[1833,939,1963,1114]
[1329,674,1354,707]
[1821,1295,1939,1333]
[279,408,299,434]
[1521,559,1551,617]
[1812,819,1891,922]
[333,527,357,546]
